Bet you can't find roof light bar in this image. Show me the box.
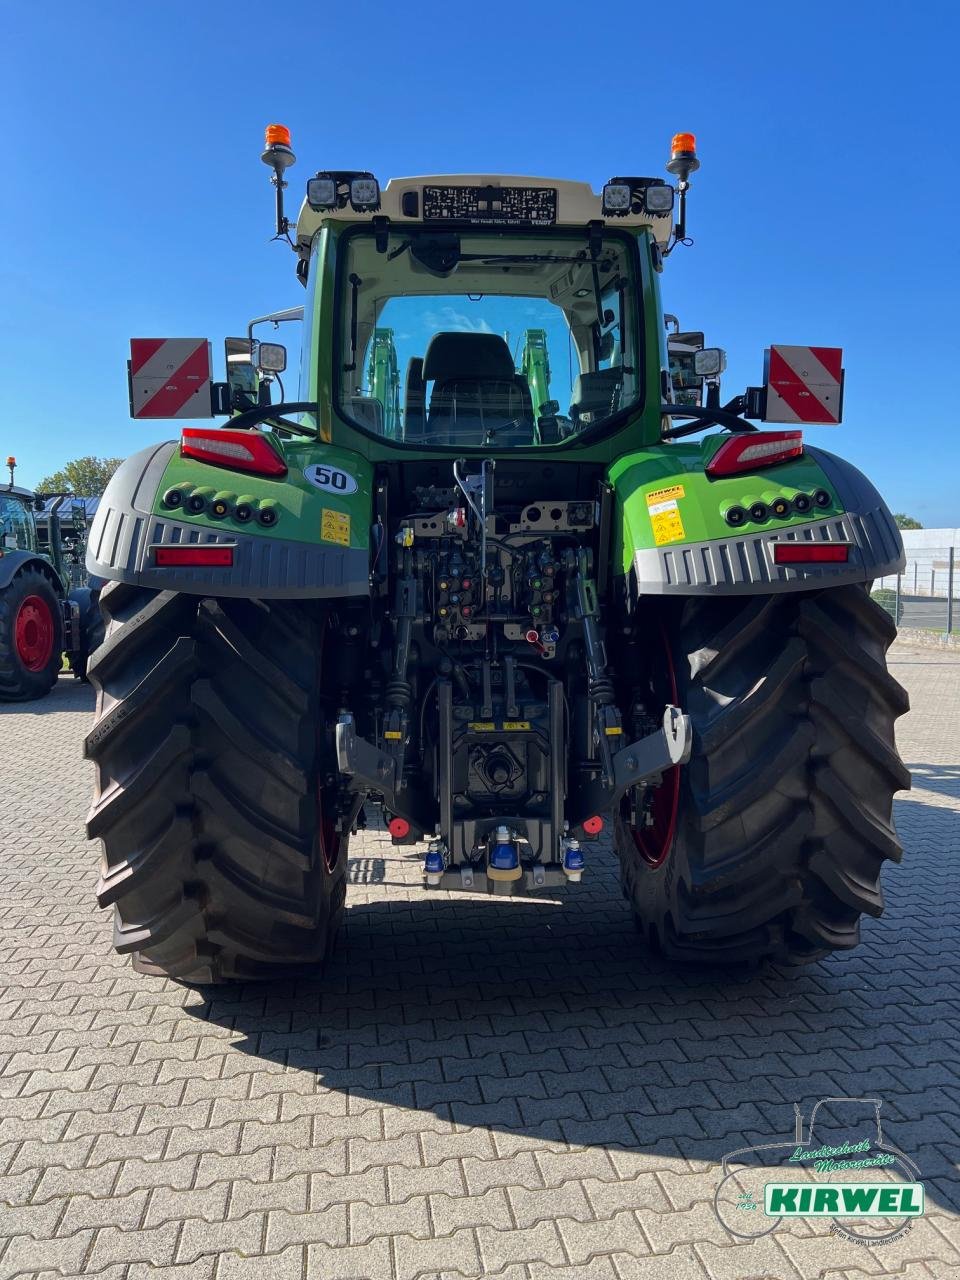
[180,429,287,477]
[773,543,850,565]
[706,431,804,478]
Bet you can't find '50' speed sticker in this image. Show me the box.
[303,464,358,496]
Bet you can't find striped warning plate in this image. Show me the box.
[129,338,212,419]
[764,345,843,425]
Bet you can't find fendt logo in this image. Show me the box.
[714,1096,925,1247]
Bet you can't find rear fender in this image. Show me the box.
[86,441,372,599]
[0,550,64,593]
[611,442,904,597]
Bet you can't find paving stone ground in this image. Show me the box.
[0,641,958,1280]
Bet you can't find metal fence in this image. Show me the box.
[874,546,958,633]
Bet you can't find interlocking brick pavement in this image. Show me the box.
[0,642,958,1279]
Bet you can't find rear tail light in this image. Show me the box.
[706,431,803,477]
[180,428,287,477]
[773,542,849,565]
[153,545,235,567]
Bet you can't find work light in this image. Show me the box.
[642,183,675,214]
[602,183,632,213]
[350,177,380,209]
[306,176,337,209]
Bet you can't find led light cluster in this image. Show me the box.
[602,177,675,217]
[162,485,279,527]
[725,489,832,528]
[306,171,380,211]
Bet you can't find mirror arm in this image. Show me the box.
[226,401,320,434]
[660,398,756,440]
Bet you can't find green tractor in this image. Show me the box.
[1,460,104,699]
[84,128,909,983]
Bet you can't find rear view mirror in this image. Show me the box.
[256,342,287,374]
[694,347,727,377]
[674,331,704,351]
[225,337,258,409]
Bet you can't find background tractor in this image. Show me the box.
[84,128,909,983]
[1,459,105,699]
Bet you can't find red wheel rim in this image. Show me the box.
[626,621,681,868]
[14,595,55,672]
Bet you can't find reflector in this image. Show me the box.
[153,545,235,567]
[773,543,850,565]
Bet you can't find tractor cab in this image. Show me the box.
[291,172,675,451]
[0,460,104,700]
[0,485,42,555]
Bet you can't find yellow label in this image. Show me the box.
[468,722,496,732]
[502,721,532,731]
[646,483,685,505]
[320,508,351,546]
[604,726,623,736]
[382,730,402,740]
[649,498,686,546]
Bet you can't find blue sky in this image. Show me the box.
[3,1,957,524]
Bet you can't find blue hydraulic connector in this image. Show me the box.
[488,824,522,881]
[423,841,446,886]
[562,837,585,882]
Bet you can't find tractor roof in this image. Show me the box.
[2,485,37,502]
[294,174,675,248]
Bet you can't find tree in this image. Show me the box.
[893,513,923,530]
[36,456,123,496]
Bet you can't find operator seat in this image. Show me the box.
[568,369,622,426]
[403,356,426,441]
[423,332,534,445]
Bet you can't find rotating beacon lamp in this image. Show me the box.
[261,124,297,239]
[666,132,699,244]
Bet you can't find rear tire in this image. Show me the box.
[0,571,64,701]
[85,580,348,983]
[616,584,910,964]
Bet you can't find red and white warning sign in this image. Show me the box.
[128,339,213,419]
[763,345,844,425]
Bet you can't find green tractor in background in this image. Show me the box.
[1,459,105,699]
[84,128,909,983]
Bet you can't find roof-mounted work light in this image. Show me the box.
[349,176,380,211]
[602,178,675,218]
[602,182,632,214]
[260,123,297,241]
[643,181,675,214]
[305,170,381,213]
[307,175,338,209]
